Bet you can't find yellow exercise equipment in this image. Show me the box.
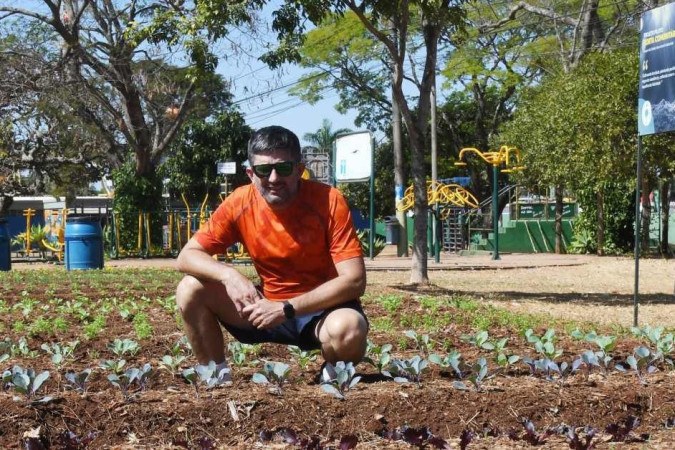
[396,180,479,216]
[41,209,67,261]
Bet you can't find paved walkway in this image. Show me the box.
[363,246,591,271]
[9,246,592,272]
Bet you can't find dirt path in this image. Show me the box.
[371,255,675,328]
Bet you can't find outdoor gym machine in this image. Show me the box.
[454,146,524,260]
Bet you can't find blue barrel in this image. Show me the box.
[0,218,10,271]
[65,216,104,270]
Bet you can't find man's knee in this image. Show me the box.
[176,275,208,312]
[320,309,369,361]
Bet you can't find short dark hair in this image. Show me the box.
[247,126,301,162]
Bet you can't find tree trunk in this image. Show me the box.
[554,185,565,254]
[660,179,672,257]
[409,128,429,284]
[596,189,605,256]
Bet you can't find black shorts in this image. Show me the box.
[222,300,367,351]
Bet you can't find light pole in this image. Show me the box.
[454,146,524,260]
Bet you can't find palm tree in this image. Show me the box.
[302,119,352,153]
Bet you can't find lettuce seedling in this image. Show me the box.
[383,355,428,384]
[99,359,126,375]
[520,418,554,445]
[320,361,361,400]
[194,361,232,389]
[55,430,98,449]
[364,340,393,374]
[379,425,448,448]
[41,341,79,367]
[453,357,490,391]
[252,361,290,394]
[525,328,563,360]
[287,345,320,370]
[615,346,659,384]
[65,368,92,393]
[2,365,50,400]
[108,338,140,357]
[429,350,463,378]
[562,425,597,450]
[404,330,433,355]
[460,429,474,450]
[107,363,153,401]
[160,355,186,374]
[605,415,648,442]
[461,330,494,350]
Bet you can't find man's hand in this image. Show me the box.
[241,297,286,329]
[220,270,260,315]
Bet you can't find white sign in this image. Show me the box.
[639,2,675,135]
[217,161,237,175]
[334,131,372,182]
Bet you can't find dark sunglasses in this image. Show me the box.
[252,161,295,178]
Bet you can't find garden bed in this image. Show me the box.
[1,263,674,449]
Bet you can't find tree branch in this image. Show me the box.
[478,1,577,32]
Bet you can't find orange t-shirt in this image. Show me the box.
[194,180,363,301]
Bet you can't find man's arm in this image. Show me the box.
[289,256,366,314]
[176,237,260,313]
[242,256,366,329]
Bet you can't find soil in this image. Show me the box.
[1,256,674,449]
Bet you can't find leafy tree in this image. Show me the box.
[440,1,542,201]
[0,121,25,216]
[302,119,352,153]
[640,133,675,256]
[161,109,252,209]
[502,49,639,254]
[290,11,393,134]
[0,0,259,210]
[271,1,466,283]
[478,0,641,72]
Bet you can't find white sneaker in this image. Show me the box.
[217,367,232,383]
[215,361,232,383]
[321,362,336,383]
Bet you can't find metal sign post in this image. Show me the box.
[217,161,237,197]
[636,3,675,326]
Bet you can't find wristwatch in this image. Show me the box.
[282,301,296,319]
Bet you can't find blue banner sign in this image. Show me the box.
[639,2,675,135]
